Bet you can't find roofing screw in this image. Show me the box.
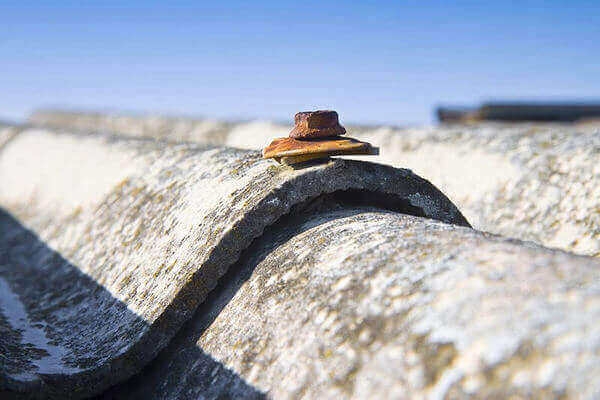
[263,110,378,165]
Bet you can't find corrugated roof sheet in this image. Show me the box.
[30,110,600,256]
[0,127,466,398]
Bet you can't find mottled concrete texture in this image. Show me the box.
[30,110,600,256]
[2,120,599,399]
[107,205,600,399]
[29,110,241,145]
[0,128,465,398]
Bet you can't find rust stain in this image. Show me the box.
[263,136,378,159]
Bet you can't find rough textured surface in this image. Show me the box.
[8,115,599,399]
[356,122,600,257]
[105,203,600,399]
[28,110,243,145]
[0,127,466,399]
[30,110,600,256]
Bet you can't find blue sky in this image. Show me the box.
[2,1,599,125]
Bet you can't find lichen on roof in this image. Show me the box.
[0,127,466,398]
[1,119,599,399]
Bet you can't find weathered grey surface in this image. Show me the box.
[29,110,242,145]
[27,109,369,150]
[105,203,600,399]
[0,127,466,399]
[359,123,600,257]
[30,110,600,256]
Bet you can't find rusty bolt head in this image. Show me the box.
[289,110,346,139]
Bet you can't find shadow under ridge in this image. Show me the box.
[0,208,262,399]
[99,200,380,399]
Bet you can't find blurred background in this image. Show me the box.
[2,0,599,125]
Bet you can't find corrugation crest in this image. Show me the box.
[0,128,467,399]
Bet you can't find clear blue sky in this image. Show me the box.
[2,1,599,125]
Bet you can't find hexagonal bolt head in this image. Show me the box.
[289,110,347,139]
